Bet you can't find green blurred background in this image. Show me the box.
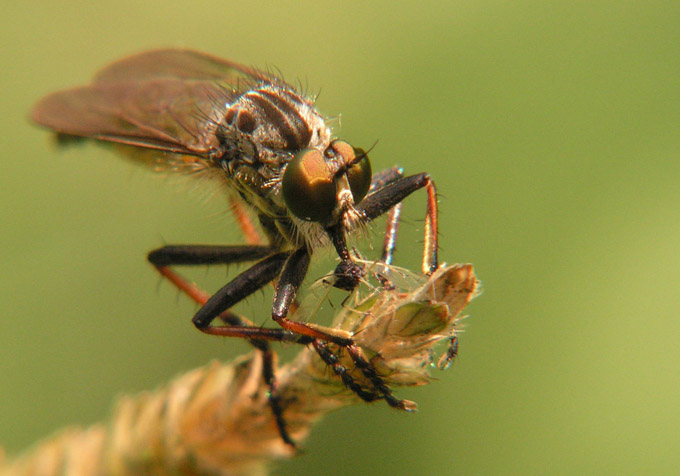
[2,1,679,474]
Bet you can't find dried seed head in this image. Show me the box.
[1,263,479,476]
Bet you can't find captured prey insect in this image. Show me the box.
[31,49,439,447]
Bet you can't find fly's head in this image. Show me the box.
[281,139,373,290]
[220,85,375,290]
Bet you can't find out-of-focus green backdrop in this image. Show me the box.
[2,1,679,474]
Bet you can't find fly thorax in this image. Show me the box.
[229,85,330,166]
[217,84,332,216]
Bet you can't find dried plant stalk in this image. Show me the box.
[1,263,478,476]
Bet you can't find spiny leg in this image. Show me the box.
[369,170,458,367]
[312,340,380,403]
[334,170,438,289]
[148,247,294,446]
[358,172,439,274]
[191,251,318,447]
[345,344,416,410]
[227,197,304,441]
[270,243,412,410]
[236,173,441,410]
[156,249,308,344]
[148,244,276,327]
[345,168,406,399]
[269,248,387,402]
[373,173,457,367]
[369,166,405,287]
[271,247,357,346]
[151,198,302,446]
[271,248,339,341]
[153,175,441,420]
[365,172,458,364]
[312,172,441,407]
[148,245,301,446]
[149,244,274,266]
[228,195,301,316]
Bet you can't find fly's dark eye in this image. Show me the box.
[347,148,372,204]
[282,149,336,222]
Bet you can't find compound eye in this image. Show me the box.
[282,149,336,222]
[347,148,372,204]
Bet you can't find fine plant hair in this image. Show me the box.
[0,262,478,476]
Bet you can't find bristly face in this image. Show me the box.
[215,82,373,250]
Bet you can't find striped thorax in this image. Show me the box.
[216,84,372,249]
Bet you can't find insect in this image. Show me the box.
[31,49,439,447]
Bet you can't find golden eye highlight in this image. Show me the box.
[282,149,336,222]
[347,147,372,204]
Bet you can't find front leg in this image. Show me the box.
[272,247,414,410]
[329,172,439,291]
[358,172,439,275]
[369,166,405,266]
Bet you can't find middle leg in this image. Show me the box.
[270,246,415,410]
[148,245,304,446]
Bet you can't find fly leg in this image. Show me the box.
[229,195,265,246]
[266,246,415,410]
[151,196,305,447]
[148,244,275,324]
[226,199,304,442]
[148,245,305,447]
[359,172,439,275]
[367,166,405,288]
[304,172,441,409]
[366,166,404,265]
[333,170,439,290]
[364,171,459,365]
[364,172,459,365]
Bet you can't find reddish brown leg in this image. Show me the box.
[359,172,439,274]
[369,166,404,267]
[423,176,439,274]
[148,246,300,447]
[152,200,302,446]
[229,195,264,246]
[380,204,402,266]
[271,247,413,410]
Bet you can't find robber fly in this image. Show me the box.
[31,49,439,446]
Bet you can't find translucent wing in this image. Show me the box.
[92,49,265,83]
[31,49,267,156]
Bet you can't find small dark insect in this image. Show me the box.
[31,49,439,447]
